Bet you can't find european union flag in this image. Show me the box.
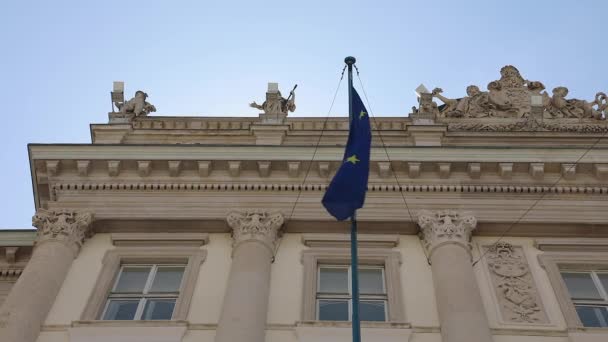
[322,86,371,220]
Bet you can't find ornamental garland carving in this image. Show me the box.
[226,211,284,253]
[421,65,608,132]
[417,210,477,257]
[32,209,94,253]
[485,242,548,324]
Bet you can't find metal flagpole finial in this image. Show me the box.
[344,56,356,66]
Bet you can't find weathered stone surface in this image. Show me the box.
[485,242,549,324]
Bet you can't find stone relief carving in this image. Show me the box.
[485,242,548,324]
[226,211,284,253]
[426,65,607,125]
[114,90,157,117]
[32,209,94,253]
[250,84,296,115]
[417,210,477,257]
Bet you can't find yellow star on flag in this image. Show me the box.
[346,155,360,164]
[359,111,367,119]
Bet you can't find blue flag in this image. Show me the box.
[322,86,371,220]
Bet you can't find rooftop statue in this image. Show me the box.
[114,90,157,117]
[429,65,606,121]
[250,83,296,115]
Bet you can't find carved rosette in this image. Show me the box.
[417,210,477,259]
[32,209,94,255]
[486,242,548,324]
[226,211,284,255]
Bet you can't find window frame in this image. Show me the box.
[100,264,186,320]
[538,251,608,330]
[315,264,388,321]
[81,246,206,321]
[559,270,608,327]
[301,247,404,322]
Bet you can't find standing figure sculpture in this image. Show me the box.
[250,85,296,115]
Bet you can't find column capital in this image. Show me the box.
[32,209,94,255]
[226,211,284,255]
[417,209,477,259]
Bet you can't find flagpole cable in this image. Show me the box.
[354,67,430,264]
[471,129,608,267]
[284,66,347,227]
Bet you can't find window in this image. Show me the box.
[300,234,404,323]
[561,271,608,327]
[316,265,387,322]
[80,237,207,321]
[102,264,186,320]
[537,243,608,330]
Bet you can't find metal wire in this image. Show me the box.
[472,129,608,267]
[354,66,430,264]
[285,65,347,224]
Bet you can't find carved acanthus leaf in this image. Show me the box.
[32,209,94,254]
[226,211,284,254]
[417,210,476,258]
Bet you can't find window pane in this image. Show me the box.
[598,273,608,295]
[561,273,602,300]
[318,300,349,321]
[359,268,384,294]
[575,306,608,327]
[102,300,139,320]
[150,266,185,293]
[142,299,176,320]
[114,266,151,293]
[319,267,348,293]
[360,301,386,321]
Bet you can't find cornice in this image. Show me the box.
[49,182,608,195]
[28,144,608,162]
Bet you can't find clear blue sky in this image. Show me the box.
[1,0,606,228]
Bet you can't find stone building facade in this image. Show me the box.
[1,66,608,342]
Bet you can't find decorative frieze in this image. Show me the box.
[377,162,391,178]
[228,161,241,177]
[318,162,330,178]
[107,161,121,177]
[46,160,60,177]
[499,163,513,179]
[226,211,284,254]
[76,160,91,177]
[529,163,544,180]
[198,161,212,177]
[32,209,94,254]
[468,162,481,179]
[485,242,549,324]
[137,161,152,177]
[168,161,182,177]
[594,164,608,180]
[257,161,271,178]
[417,210,476,258]
[287,162,301,178]
[561,163,576,180]
[408,162,421,178]
[438,162,451,179]
[49,181,608,195]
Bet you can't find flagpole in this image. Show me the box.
[344,55,361,342]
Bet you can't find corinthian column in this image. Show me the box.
[215,211,284,342]
[417,210,493,342]
[0,209,94,342]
